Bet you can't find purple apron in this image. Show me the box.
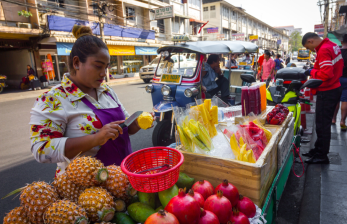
[81,92,132,166]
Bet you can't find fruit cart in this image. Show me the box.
[261,135,299,223]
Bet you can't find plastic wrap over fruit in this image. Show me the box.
[249,204,267,224]
[137,112,153,130]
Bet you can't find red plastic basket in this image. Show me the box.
[121,147,184,193]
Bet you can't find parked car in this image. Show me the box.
[139,55,196,83]
[139,57,160,83]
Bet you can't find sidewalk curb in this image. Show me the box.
[0,78,143,103]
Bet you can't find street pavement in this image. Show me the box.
[0,81,154,219]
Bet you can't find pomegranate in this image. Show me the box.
[204,190,232,224]
[188,189,205,208]
[165,188,201,224]
[192,180,214,200]
[237,195,256,218]
[199,208,220,224]
[229,208,250,224]
[145,210,180,224]
[214,179,239,207]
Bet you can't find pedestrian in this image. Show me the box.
[26,65,36,91]
[260,51,275,87]
[274,54,284,72]
[201,54,230,103]
[332,34,347,130]
[285,54,291,65]
[29,25,154,176]
[225,53,238,68]
[257,52,265,80]
[301,32,343,164]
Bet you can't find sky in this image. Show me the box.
[228,0,323,34]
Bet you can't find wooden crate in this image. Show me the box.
[179,127,282,208]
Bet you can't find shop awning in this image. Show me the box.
[189,18,207,24]
[328,32,341,46]
[175,14,191,19]
[39,36,76,44]
[106,40,161,47]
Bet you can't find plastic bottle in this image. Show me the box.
[259,82,267,112]
[248,86,257,115]
[241,86,250,116]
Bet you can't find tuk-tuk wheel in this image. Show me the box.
[152,119,175,147]
[143,79,151,83]
[0,86,3,93]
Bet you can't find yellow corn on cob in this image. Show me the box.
[253,119,272,142]
[177,125,193,152]
[230,134,240,158]
[210,106,218,125]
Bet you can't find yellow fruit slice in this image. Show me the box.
[239,137,245,147]
[230,134,240,158]
[177,125,192,152]
[210,106,218,125]
[137,112,153,130]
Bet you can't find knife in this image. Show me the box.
[119,111,143,129]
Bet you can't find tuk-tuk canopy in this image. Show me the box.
[158,41,259,54]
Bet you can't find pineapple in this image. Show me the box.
[137,112,153,130]
[19,181,59,224]
[52,172,85,203]
[3,206,31,224]
[65,156,109,187]
[44,200,88,224]
[78,187,115,222]
[104,165,131,201]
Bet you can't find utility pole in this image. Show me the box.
[323,0,329,38]
[95,1,108,82]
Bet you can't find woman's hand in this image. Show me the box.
[93,120,124,145]
[201,86,207,92]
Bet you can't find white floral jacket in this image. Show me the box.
[29,74,129,176]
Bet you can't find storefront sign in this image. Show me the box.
[57,42,73,56]
[277,39,282,45]
[206,27,218,33]
[135,46,158,55]
[108,45,135,56]
[155,6,174,20]
[172,35,190,42]
[232,33,244,40]
[249,35,258,41]
[314,24,324,32]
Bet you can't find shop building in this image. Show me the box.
[0,0,41,87]
[201,0,289,53]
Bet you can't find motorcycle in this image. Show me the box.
[241,73,322,135]
[0,75,7,93]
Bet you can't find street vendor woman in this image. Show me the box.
[29,25,154,175]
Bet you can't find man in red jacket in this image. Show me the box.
[302,33,343,164]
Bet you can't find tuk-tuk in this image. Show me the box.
[145,39,259,146]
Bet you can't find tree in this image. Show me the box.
[289,31,303,52]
